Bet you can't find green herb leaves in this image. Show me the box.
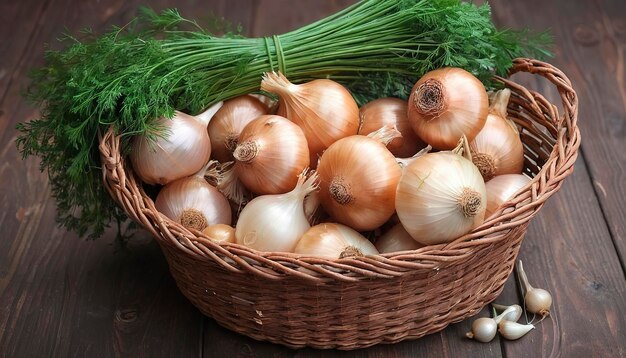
[17,0,551,240]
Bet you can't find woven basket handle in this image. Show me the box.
[503,58,578,133]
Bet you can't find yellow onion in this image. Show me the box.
[294,223,379,259]
[131,108,218,185]
[375,223,424,253]
[396,147,486,245]
[470,89,524,181]
[233,115,309,195]
[485,174,531,218]
[202,224,236,244]
[208,95,268,163]
[317,127,402,231]
[407,67,488,150]
[359,97,426,157]
[261,72,359,166]
[155,169,231,231]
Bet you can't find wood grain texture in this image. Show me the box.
[1,0,624,357]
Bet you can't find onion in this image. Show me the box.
[294,223,379,259]
[155,169,232,231]
[407,67,488,150]
[235,170,318,252]
[202,224,236,244]
[131,107,218,185]
[233,115,309,195]
[485,174,531,218]
[375,223,424,253]
[359,97,425,157]
[470,89,524,181]
[317,127,402,231]
[396,145,486,245]
[208,95,268,163]
[261,72,359,166]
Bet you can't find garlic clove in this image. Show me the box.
[492,303,523,323]
[498,320,534,340]
[466,317,498,343]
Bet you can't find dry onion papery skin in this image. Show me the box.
[294,223,379,260]
[130,111,212,185]
[375,223,424,254]
[359,97,425,157]
[235,170,318,253]
[202,224,236,244]
[208,95,268,163]
[155,173,232,232]
[396,151,487,245]
[485,174,532,219]
[407,67,488,150]
[233,115,309,195]
[261,72,359,166]
[317,135,402,231]
[470,89,524,181]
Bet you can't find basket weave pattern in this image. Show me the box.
[99,59,580,349]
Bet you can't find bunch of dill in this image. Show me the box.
[17,0,551,240]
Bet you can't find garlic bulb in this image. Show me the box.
[466,317,497,343]
[235,170,318,253]
[470,89,524,181]
[202,224,236,244]
[407,67,488,150]
[155,170,232,231]
[317,129,402,231]
[131,110,214,185]
[359,97,425,157]
[233,115,309,195]
[485,174,531,218]
[492,303,523,322]
[261,72,359,165]
[208,95,268,163]
[396,150,486,245]
[294,223,379,259]
[375,223,424,253]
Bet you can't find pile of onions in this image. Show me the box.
[396,142,487,245]
[359,98,425,157]
[233,115,309,195]
[131,109,215,185]
[407,67,488,150]
[261,72,359,166]
[130,67,532,260]
[469,89,524,181]
[208,95,268,163]
[294,223,379,259]
[316,126,402,231]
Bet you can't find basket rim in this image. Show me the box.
[98,58,580,282]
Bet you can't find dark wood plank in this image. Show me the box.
[492,0,626,274]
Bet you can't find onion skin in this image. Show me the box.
[470,89,524,181]
[202,224,236,244]
[131,111,211,185]
[208,95,267,163]
[396,151,486,245]
[407,67,488,150]
[261,72,359,166]
[317,135,402,231]
[485,174,531,218]
[155,175,232,231]
[359,98,425,157]
[233,115,309,195]
[375,223,424,253]
[294,223,379,260]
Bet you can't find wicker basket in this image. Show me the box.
[99,58,579,350]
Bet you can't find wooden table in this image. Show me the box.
[1,1,625,357]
